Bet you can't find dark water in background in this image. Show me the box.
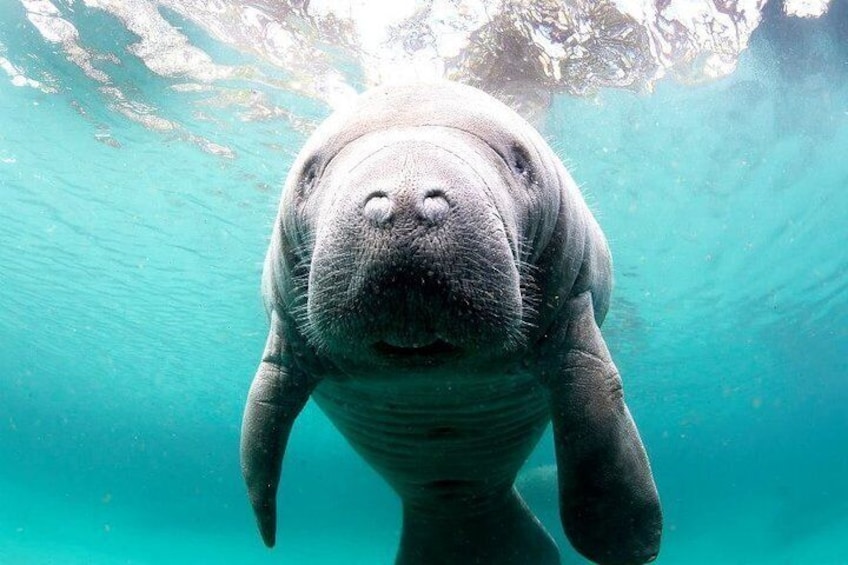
[1,1,847,563]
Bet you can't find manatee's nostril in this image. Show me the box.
[363,192,393,226]
[418,189,449,225]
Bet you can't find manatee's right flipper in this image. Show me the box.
[543,292,662,565]
[240,314,315,547]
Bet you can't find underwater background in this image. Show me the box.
[1,1,846,563]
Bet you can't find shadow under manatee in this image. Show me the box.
[515,465,567,559]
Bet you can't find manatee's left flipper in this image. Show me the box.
[240,314,316,547]
[543,292,662,565]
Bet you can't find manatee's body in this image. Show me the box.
[240,81,662,565]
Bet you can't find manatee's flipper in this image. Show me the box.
[396,487,560,565]
[544,292,661,565]
[240,315,315,547]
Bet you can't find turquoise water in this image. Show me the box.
[2,3,847,564]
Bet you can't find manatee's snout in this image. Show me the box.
[356,175,460,358]
[302,129,526,367]
[361,187,450,228]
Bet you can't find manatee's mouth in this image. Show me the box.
[372,339,461,359]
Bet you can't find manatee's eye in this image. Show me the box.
[299,155,320,195]
[509,143,534,184]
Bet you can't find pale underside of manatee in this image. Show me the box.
[240,80,662,565]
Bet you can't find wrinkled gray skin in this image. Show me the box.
[241,81,662,565]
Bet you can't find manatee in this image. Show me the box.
[240,80,662,565]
